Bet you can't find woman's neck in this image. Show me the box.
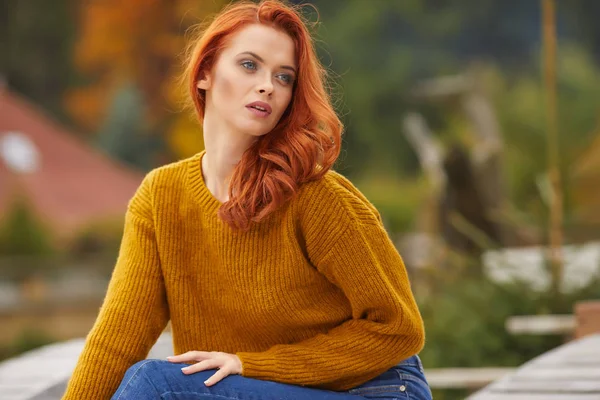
[201,115,257,203]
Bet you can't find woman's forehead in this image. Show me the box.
[224,24,297,67]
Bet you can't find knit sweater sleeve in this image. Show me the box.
[62,171,170,400]
[236,172,425,391]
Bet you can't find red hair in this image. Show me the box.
[183,0,342,230]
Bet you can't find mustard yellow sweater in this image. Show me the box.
[62,151,425,399]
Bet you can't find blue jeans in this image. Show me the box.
[111,355,432,400]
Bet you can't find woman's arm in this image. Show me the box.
[62,173,169,399]
[236,175,425,391]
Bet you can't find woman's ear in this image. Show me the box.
[196,73,211,91]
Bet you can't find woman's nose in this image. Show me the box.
[256,76,274,96]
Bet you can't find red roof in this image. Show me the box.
[0,89,144,235]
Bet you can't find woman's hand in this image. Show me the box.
[167,351,243,386]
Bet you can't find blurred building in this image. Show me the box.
[0,88,143,236]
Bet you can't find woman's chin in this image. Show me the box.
[236,122,273,138]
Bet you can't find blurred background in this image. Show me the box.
[1,1,599,399]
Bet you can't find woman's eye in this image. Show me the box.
[241,60,256,70]
[278,74,293,84]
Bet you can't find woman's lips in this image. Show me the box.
[245,101,272,118]
[246,106,270,118]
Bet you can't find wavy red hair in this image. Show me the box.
[183,0,342,230]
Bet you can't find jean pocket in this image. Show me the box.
[397,373,433,400]
[348,383,408,399]
[347,360,433,400]
[348,375,432,400]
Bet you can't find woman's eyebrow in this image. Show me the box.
[238,51,297,74]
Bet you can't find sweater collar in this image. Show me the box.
[188,150,223,213]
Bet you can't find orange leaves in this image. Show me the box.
[65,0,223,158]
[64,83,112,133]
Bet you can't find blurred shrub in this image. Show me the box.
[0,328,56,362]
[0,197,56,257]
[418,273,600,400]
[482,47,600,229]
[355,175,427,234]
[420,278,558,368]
[69,218,124,258]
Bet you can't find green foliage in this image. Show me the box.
[1,0,76,123]
[420,279,557,368]
[418,274,600,399]
[309,0,546,176]
[354,174,427,234]
[0,197,55,256]
[97,82,157,170]
[70,218,124,258]
[483,45,600,229]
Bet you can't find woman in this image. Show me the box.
[62,1,432,399]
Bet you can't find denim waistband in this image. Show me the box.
[395,354,424,370]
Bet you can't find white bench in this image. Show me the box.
[0,332,173,400]
[467,333,600,399]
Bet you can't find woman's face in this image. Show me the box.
[197,24,297,138]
